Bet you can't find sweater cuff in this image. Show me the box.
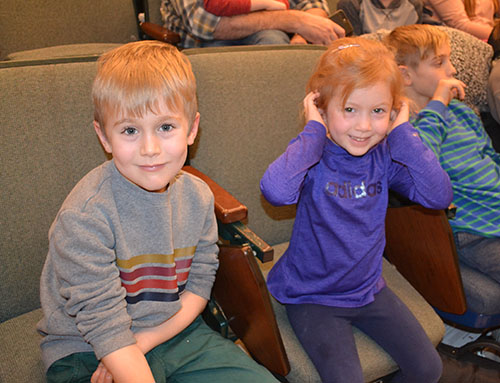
[92,328,136,360]
[423,100,448,116]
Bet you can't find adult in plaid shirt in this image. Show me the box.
[161,0,345,48]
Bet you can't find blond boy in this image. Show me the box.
[37,40,278,383]
[385,25,500,288]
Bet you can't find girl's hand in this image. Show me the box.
[389,99,409,133]
[304,91,326,128]
[91,362,113,383]
[432,78,466,106]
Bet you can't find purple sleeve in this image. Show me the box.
[260,120,327,206]
[387,121,453,209]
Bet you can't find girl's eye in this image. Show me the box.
[159,124,174,132]
[373,108,385,114]
[344,107,354,113]
[122,127,138,135]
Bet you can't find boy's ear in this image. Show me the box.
[93,120,112,154]
[398,65,413,87]
[187,112,200,145]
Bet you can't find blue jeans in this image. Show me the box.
[454,231,500,284]
[286,287,442,383]
[201,30,290,47]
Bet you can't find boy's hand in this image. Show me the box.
[432,78,466,106]
[91,363,113,383]
[388,99,409,134]
[304,91,327,132]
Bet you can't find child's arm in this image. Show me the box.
[388,99,410,133]
[260,91,328,206]
[47,210,156,383]
[133,291,208,354]
[431,78,466,106]
[387,121,453,209]
[93,293,207,383]
[97,345,155,383]
[204,0,287,17]
[410,78,466,157]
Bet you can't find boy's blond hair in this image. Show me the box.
[306,36,403,114]
[384,24,450,70]
[92,40,197,128]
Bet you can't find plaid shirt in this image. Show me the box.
[161,0,330,48]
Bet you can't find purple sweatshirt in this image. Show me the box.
[260,120,452,308]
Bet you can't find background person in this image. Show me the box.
[161,0,345,48]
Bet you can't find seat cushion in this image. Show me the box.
[261,243,445,383]
[0,309,45,383]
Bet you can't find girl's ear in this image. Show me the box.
[319,108,327,125]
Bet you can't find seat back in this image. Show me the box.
[184,45,326,246]
[0,0,139,60]
[145,0,164,25]
[0,61,108,323]
[385,205,467,315]
[386,204,500,329]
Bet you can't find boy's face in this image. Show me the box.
[323,81,393,156]
[404,43,456,102]
[94,102,199,193]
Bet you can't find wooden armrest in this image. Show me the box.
[218,221,274,263]
[140,21,181,45]
[385,205,467,315]
[213,245,290,377]
[183,166,248,224]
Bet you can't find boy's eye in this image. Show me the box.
[433,58,443,66]
[122,127,138,135]
[159,123,174,132]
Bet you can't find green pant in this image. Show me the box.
[46,316,278,383]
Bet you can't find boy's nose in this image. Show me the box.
[448,62,457,77]
[141,134,161,156]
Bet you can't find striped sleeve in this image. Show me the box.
[412,100,500,237]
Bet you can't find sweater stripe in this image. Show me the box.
[125,286,186,305]
[117,246,196,304]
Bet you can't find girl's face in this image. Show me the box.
[323,81,394,156]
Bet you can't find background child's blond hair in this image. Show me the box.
[306,37,404,114]
[92,40,197,128]
[384,24,450,69]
